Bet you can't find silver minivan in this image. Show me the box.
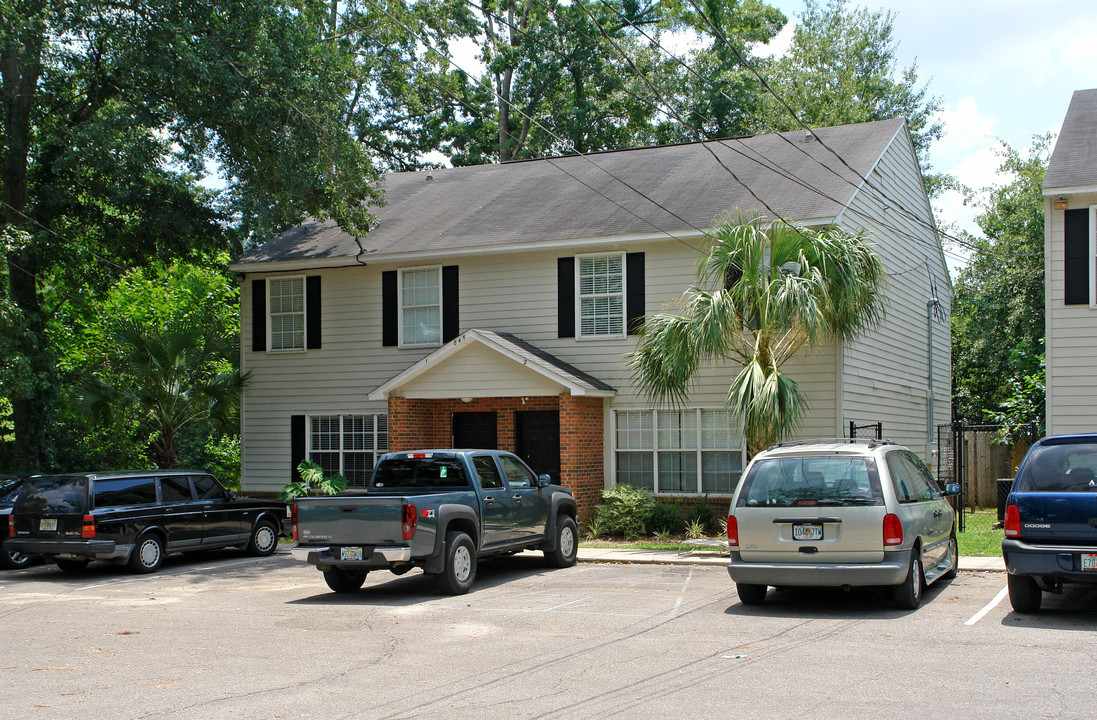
[726,439,960,609]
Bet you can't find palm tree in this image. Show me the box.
[77,321,247,469]
[629,213,885,453]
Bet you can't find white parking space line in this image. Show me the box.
[669,568,694,618]
[965,585,1009,625]
[543,596,593,612]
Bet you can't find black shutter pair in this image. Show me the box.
[381,266,460,346]
[557,253,645,338]
[1064,208,1092,305]
[251,277,322,351]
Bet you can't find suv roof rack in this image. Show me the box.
[767,437,896,451]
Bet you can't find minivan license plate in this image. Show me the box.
[1082,554,1097,571]
[340,546,363,561]
[793,523,823,541]
[39,518,57,532]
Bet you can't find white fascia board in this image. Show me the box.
[1043,184,1097,197]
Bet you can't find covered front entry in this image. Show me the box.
[368,329,615,518]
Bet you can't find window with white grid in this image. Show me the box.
[400,267,441,346]
[614,409,744,494]
[308,414,389,487]
[578,254,624,338]
[269,277,304,351]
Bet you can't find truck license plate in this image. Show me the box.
[1082,554,1097,571]
[340,546,363,561]
[39,518,57,532]
[793,523,823,541]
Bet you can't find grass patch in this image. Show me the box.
[957,510,1003,557]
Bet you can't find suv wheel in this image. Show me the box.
[128,533,164,574]
[893,550,923,610]
[56,558,89,572]
[245,520,278,557]
[1007,573,1042,613]
[1,548,33,570]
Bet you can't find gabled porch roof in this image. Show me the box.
[367,329,617,400]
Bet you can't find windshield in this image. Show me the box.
[372,457,469,489]
[736,456,883,507]
[15,476,89,514]
[1016,442,1097,492]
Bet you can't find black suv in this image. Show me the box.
[7,471,290,574]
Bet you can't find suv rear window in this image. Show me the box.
[372,457,469,489]
[15,476,89,514]
[1016,442,1097,492]
[736,456,883,507]
[94,477,158,508]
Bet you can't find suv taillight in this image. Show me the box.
[1004,504,1020,537]
[402,503,418,541]
[81,514,96,539]
[883,514,903,546]
[7,514,14,538]
[292,504,298,541]
[726,515,738,546]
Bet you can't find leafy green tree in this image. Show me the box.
[759,0,944,190]
[985,341,1045,442]
[629,213,884,452]
[951,136,1049,425]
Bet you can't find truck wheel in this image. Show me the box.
[545,516,578,568]
[245,520,278,557]
[435,530,476,595]
[323,567,368,594]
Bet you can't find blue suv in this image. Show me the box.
[1002,434,1097,612]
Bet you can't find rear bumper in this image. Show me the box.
[726,549,912,587]
[6,538,122,560]
[291,545,412,568]
[1002,538,1097,582]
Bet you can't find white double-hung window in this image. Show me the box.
[269,277,305,351]
[308,414,389,488]
[614,409,744,494]
[400,266,442,346]
[578,253,625,338]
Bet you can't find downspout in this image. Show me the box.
[926,296,937,462]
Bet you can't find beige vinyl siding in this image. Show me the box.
[1045,194,1097,435]
[834,127,952,465]
[398,343,568,398]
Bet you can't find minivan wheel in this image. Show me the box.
[128,534,164,574]
[893,551,923,610]
[736,583,768,606]
[1007,573,1042,613]
[943,533,959,580]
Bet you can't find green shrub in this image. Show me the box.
[278,460,347,501]
[649,500,684,534]
[684,499,716,533]
[594,484,657,538]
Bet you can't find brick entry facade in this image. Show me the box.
[388,394,605,520]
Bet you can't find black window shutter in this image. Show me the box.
[442,265,460,342]
[291,415,306,483]
[251,279,266,352]
[305,276,321,349]
[558,257,575,338]
[382,270,398,346]
[626,252,645,335]
[1065,208,1090,305]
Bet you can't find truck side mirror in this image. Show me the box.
[537,474,551,488]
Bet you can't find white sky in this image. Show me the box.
[766,0,1097,273]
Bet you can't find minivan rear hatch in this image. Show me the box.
[733,454,887,563]
[1011,440,1097,544]
[12,475,89,539]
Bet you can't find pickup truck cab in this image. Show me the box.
[291,450,578,595]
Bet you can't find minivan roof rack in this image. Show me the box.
[767,437,896,451]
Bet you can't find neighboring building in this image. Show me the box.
[230,118,952,518]
[1043,88,1097,436]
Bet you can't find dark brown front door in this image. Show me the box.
[515,410,560,482]
[452,411,497,449]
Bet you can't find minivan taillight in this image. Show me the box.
[291,504,298,541]
[1004,504,1020,538]
[81,514,96,539]
[883,514,903,546]
[726,515,739,546]
[402,503,418,540]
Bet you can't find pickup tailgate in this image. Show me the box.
[296,495,407,546]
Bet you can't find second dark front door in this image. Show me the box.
[452,411,497,449]
[515,410,561,482]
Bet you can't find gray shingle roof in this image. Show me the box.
[235,119,906,266]
[1045,88,1097,191]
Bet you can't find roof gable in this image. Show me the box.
[1045,88,1097,192]
[236,119,907,267]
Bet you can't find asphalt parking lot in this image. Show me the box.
[2,550,1095,720]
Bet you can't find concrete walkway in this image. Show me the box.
[572,545,1006,571]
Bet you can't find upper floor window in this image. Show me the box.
[269,277,305,351]
[578,253,625,338]
[308,414,389,488]
[400,266,442,346]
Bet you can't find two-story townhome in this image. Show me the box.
[1043,88,1097,436]
[230,117,952,518]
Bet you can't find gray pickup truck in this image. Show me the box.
[291,450,579,595]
